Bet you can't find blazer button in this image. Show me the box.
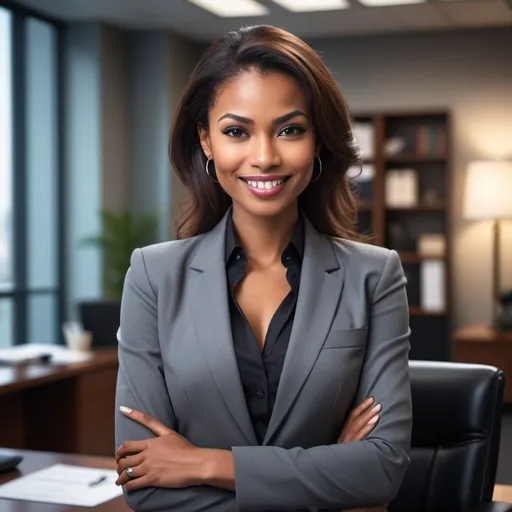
[256,389,265,399]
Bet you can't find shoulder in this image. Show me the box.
[129,234,205,282]
[329,237,397,272]
[328,237,404,293]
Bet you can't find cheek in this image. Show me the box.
[281,140,316,173]
[209,134,246,174]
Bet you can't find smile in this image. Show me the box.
[241,178,286,190]
[239,176,290,198]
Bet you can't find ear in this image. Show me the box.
[198,124,212,158]
[315,144,322,158]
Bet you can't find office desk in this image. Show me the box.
[0,450,510,511]
[452,325,512,403]
[0,449,129,511]
[0,349,118,457]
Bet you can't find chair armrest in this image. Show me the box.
[467,503,512,512]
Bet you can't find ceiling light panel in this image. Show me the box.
[359,0,425,5]
[187,0,269,17]
[271,0,349,11]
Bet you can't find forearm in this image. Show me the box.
[123,485,236,512]
[231,440,409,511]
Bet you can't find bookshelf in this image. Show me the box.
[351,111,452,361]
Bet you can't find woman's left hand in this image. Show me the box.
[115,407,205,491]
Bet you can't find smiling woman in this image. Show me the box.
[170,24,361,240]
[115,24,412,512]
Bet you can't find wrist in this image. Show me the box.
[197,448,235,490]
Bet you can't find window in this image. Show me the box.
[0,3,62,346]
[0,6,13,346]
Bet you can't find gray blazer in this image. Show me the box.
[115,210,412,512]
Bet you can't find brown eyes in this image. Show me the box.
[222,125,306,138]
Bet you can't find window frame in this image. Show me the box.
[0,0,65,345]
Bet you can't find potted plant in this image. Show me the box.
[78,208,159,346]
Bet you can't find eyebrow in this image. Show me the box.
[217,110,308,125]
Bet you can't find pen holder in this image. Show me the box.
[63,329,93,352]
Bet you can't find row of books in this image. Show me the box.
[352,122,447,157]
[412,125,446,156]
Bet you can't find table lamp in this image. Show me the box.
[463,160,512,326]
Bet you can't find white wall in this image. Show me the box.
[311,27,512,328]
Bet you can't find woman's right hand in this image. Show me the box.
[337,396,381,444]
[339,397,387,512]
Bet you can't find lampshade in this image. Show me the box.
[463,161,512,220]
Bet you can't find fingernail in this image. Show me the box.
[120,406,132,414]
[369,415,379,424]
[372,403,382,412]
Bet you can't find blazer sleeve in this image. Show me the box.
[115,248,236,512]
[231,249,412,511]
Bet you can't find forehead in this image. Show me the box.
[211,69,308,116]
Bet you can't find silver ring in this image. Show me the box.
[126,467,134,478]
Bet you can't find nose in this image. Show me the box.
[248,135,281,171]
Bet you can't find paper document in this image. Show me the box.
[0,463,123,507]
[0,344,93,365]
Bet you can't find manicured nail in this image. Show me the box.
[369,415,379,424]
[120,406,132,414]
[372,403,382,412]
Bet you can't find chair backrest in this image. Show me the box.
[390,361,505,512]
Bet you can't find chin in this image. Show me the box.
[237,197,298,220]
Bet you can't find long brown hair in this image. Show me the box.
[170,25,362,240]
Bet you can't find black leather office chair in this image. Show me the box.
[390,361,511,512]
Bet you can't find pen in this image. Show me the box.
[88,475,107,487]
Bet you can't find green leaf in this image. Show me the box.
[80,207,161,301]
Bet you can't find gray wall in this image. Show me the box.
[129,31,200,239]
[311,27,512,328]
[167,32,200,231]
[101,25,130,212]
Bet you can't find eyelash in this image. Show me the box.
[222,125,306,138]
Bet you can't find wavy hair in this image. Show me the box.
[170,25,362,240]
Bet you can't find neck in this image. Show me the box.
[231,202,299,268]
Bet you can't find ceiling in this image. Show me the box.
[9,0,512,40]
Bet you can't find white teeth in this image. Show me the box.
[245,179,285,190]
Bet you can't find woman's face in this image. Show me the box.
[199,69,318,220]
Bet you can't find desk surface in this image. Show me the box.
[1,451,510,511]
[0,449,129,511]
[0,348,118,395]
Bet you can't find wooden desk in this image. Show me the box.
[452,325,512,403]
[0,449,129,511]
[0,449,510,511]
[0,349,118,457]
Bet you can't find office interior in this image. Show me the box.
[0,0,511,508]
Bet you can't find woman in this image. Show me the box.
[114,25,412,512]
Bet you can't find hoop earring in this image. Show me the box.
[310,156,322,183]
[205,157,218,183]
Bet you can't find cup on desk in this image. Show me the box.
[63,329,93,352]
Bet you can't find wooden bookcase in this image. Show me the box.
[351,111,452,361]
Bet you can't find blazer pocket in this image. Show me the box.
[323,328,368,349]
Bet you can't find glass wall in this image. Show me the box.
[0,5,62,346]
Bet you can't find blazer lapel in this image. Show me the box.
[263,219,345,445]
[188,211,257,446]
